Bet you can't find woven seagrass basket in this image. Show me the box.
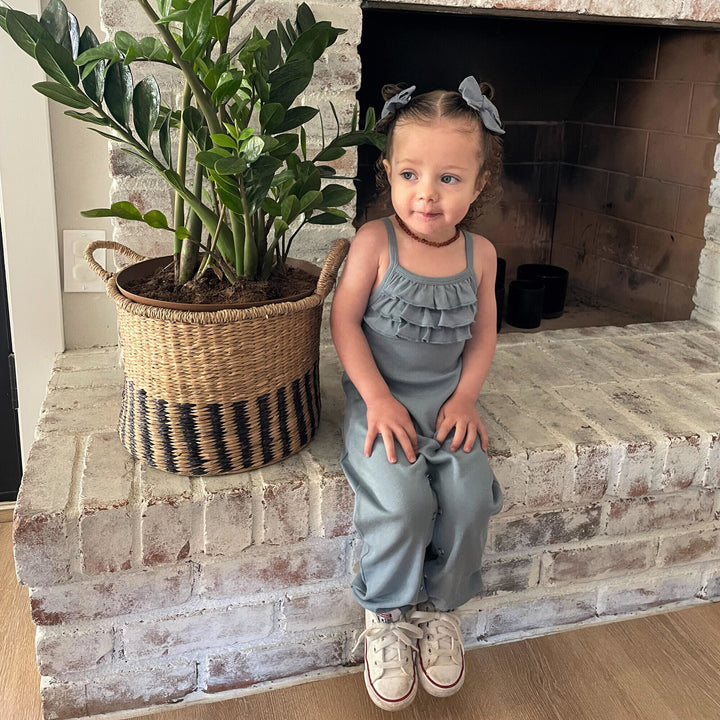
[85,239,349,476]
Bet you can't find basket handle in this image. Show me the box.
[85,241,149,283]
[315,238,350,300]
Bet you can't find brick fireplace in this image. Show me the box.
[10,2,720,719]
[356,10,720,324]
[99,0,720,330]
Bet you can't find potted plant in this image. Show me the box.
[0,0,383,475]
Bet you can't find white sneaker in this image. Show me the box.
[353,609,424,711]
[409,605,465,697]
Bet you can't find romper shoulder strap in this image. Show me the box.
[463,229,474,270]
[381,217,399,268]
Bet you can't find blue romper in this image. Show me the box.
[341,218,504,614]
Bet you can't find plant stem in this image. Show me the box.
[230,211,245,277]
[197,203,226,277]
[136,0,223,136]
[173,83,192,259]
[178,163,205,284]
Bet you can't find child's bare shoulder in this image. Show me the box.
[347,218,389,263]
[469,232,497,262]
[353,218,389,248]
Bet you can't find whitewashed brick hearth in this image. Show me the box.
[14,320,720,719]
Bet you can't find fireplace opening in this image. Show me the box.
[355,9,719,331]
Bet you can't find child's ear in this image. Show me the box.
[382,158,391,180]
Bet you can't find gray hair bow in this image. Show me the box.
[380,85,416,120]
[459,76,505,135]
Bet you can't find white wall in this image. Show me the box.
[50,0,117,348]
[0,0,64,462]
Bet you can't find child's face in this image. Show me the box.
[382,119,485,241]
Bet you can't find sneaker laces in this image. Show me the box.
[353,619,424,678]
[409,609,463,668]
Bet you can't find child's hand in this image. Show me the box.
[365,396,418,464]
[435,392,488,452]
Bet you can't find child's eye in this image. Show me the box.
[441,175,459,184]
[400,171,416,181]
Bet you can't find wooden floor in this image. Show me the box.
[3,521,720,720]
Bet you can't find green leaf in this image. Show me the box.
[104,61,133,127]
[273,218,290,236]
[6,10,54,57]
[67,12,79,59]
[268,57,313,110]
[195,149,231,169]
[211,133,237,149]
[137,36,171,61]
[300,126,307,159]
[181,0,212,62]
[64,110,110,126]
[175,225,191,241]
[133,75,161,147]
[268,133,298,159]
[196,126,212,152]
[296,3,316,33]
[89,128,124,143]
[242,136,264,164]
[210,15,230,42]
[321,183,355,207]
[287,21,339,65]
[261,198,282,216]
[214,156,247,175]
[182,106,205,135]
[81,201,143,221]
[32,81,92,109]
[273,105,317,133]
[259,102,285,133]
[307,211,348,225]
[159,111,172,167]
[276,19,292,54]
[211,70,244,105]
[124,44,138,65]
[216,186,245,215]
[300,190,323,212]
[40,0,71,53]
[114,30,137,54]
[245,156,282,213]
[364,106,377,131]
[78,27,105,103]
[143,210,169,229]
[35,37,79,87]
[317,165,337,177]
[76,40,121,66]
[285,19,297,43]
[313,146,344,162]
[265,29,281,70]
[281,195,300,222]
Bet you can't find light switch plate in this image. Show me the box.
[63,229,107,292]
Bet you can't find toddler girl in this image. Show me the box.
[330,76,505,712]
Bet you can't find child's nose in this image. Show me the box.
[417,178,438,201]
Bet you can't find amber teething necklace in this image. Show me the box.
[396,214,460,248]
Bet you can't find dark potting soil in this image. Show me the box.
[122,260,317,306]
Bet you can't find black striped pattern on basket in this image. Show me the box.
[117,362,321,475]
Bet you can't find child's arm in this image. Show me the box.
[330,222,418,464]
[435,236,498,452]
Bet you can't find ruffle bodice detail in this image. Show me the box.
[363,219,478,345]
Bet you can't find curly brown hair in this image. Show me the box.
[374,81,504,225]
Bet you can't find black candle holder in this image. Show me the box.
[516,264,569,319]
[506,279,545,329]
